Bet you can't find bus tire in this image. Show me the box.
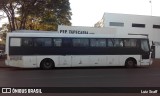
[125,58,137,68]
[40,58,55,70]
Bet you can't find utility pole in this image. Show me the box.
[149,0,152,16]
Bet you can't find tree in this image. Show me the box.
[0,0,18,31]
[1,23,8,38]
[35,0,72,31]
[0,0,72,31]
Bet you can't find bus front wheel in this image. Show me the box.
[125,58,137,68]
[40,58,55,70]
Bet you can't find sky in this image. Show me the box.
[70,0,160,27]
[0,0,160,27]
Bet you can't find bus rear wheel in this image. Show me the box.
[125,59,136,68]
[40,58,54,70]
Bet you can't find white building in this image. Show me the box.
[95,13,160,58]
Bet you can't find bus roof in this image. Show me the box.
[7,31,148,39]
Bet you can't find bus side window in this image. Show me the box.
[34,38,52,47]
[53,38,62,47]
[90,39,106,47]
[62,38,72,47]
[124,39,138,48]
[108,39,123,47]
[44,38,52,47]
[73,38,89,47]
[22,38,33,47]
[108,39,114,47]
[114,39,123,47]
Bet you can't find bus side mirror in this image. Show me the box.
[151,46,153,52]
[151,45,154,52]
[150,45,155,59]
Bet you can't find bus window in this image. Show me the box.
[124,39,137,47]
[108,39,114,47]
[114,39,123,47]
[90,39,106,47]
[22,38,33,47]
[10,38,21,47]
[53,38,62,47]
[108,39,123,47]
[62,38,72,47]
[141,40,149,52]
[73,38,89,47]
[34,38,52,47]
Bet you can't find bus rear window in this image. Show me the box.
[10,38,21,47]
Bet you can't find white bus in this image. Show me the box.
[5,31,152,69]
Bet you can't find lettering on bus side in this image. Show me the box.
[60,30,67,34]
[59,30,88,34]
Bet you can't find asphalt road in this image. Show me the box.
[0,66,160,87]
[0,59,160,96]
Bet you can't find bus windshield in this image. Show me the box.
[141,39,150,52]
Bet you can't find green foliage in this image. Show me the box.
[0,0,72,31]
[0,24,9,44]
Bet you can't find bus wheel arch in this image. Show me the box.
[125,57,137,68]
[40,58,55,70]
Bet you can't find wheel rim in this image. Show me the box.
[42,60,53,69]
[128,61,133,66]
[44,62,52,68]
[126,60,135,68]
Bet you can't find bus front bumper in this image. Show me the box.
[140,59,153,66]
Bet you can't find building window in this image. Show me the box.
[132,23,145,28]
[153,25,160,29]
[109,22,124,27]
